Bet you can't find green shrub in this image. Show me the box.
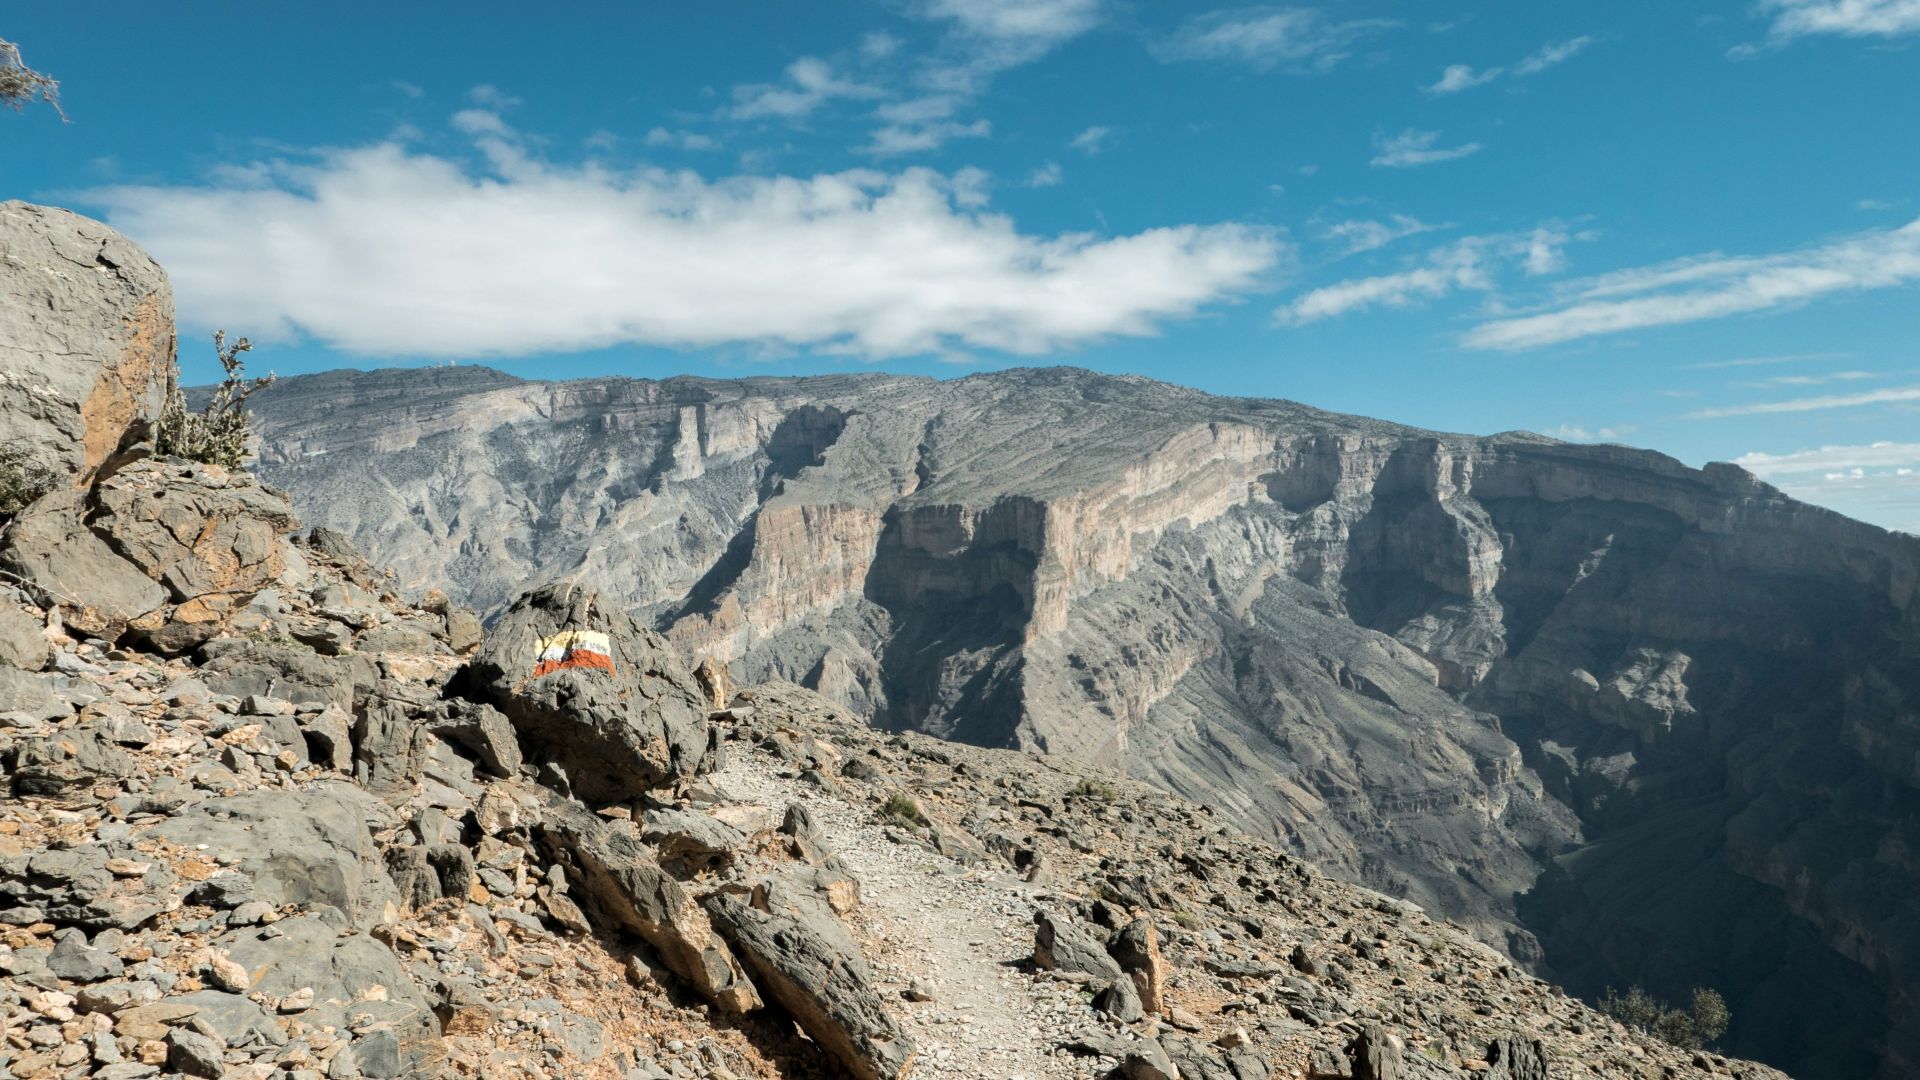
[879,792,926,828]
[1599,984,1730,1049]
[0,446,57,521]
[1070,778,1119,802]
[155,331,274,469]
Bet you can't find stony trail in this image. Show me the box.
[715,752,1112,1080]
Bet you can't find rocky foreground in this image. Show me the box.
[0,457,1789,1080]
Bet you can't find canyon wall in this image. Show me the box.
[245,365,1920,1079]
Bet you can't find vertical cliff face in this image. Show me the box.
[245,365,1920,1079]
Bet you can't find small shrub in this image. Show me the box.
[1172,910,1202,930]
[1599,984,1730,1050]
[880,792,926,828]
[0,446,57,521]
[155,331,274,469]
[1070,778,1118,802]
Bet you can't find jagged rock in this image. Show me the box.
[196,638,373,711]
[91,458,298,618]
[1109,916,1169,1013]
[9,722,135,795]
[165,1026,225,1078]
[47,928,125,982]
[0,488,168,632]
[1350,1022,1406,1080]
[1034,908,1125,981]
[425,698,523,779]
[0,202,174,487]
[534,800,759,1012]
[449,583,713,802]
[218,915,442,1075]
[1486,1035,1548,1080]
[154,783,399,928]
[1094,973,1144,1021]
[0,594,49,671]
[641,806,747,875]
[705,893,915,1080]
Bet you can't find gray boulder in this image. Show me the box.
[535,800,759,1012]
[154,783,398,928]
[705,894,915,1080]
[218,915,442,1075]
[1033,909,1124,981]
[450,583,712,802]
[0,201,174,487]
[0,594,49,671]
[0,488,167,631]
[1485,1035,1548,1080]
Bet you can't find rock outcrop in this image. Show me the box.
[0,201,174,487]
[242,364,1920,1080]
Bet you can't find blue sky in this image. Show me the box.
[5,1,1919,531]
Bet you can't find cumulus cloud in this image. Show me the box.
[1370,129,1482,168]
[1463,216,1920,350]
[1027,161,1065,187]
[1276,228,1567,324]
[83,120,1280,361]
[1758,0,1920,41]
[1160,7,1395,71]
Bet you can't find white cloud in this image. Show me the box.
[729,57,881,120]
[1160,7,1396,71]
[1514,35,1595,75]
[466,84,521,109]
[1733,441,1920,477]
[1736,369,1877,387]
[865,118,992,156]
[1370,129,1482,168]
[642,128,720,152]
[1427,35,1592,94]
[861,31,903,59]
[1544,423,1636,442]
[1277,228,1569,324]
[84,121,1280,361]
[1758,0,1920,41]
[1027,161,1064,187]
[1316,213,1439,255]
[1733,440,1920,532]
[1427,64,1501,93]
[1069,125,1112,154]
[926,0,1100,46]
[392,81,424,99]
[1687,386,1920,418]
[1463,216,1920,350]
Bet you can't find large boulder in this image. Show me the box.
[93,459,299,618]
[450,583,713,802]
[153,783,400,928]
[534,800,759,1013]
[0,202,174,487]
[0,459,303,646]
[705,894,916,1080]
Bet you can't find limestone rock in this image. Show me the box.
[0,202,174,487]
[705,893,915,1080]
[449,582,713,802]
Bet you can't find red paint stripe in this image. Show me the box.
[531,652,616,679]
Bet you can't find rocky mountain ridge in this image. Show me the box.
[237,359,1920,1079]
[0,203,1801,1079]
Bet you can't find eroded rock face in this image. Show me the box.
[450,582,714,802]
[246,364,1920,1079]
[0,201,174,486]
